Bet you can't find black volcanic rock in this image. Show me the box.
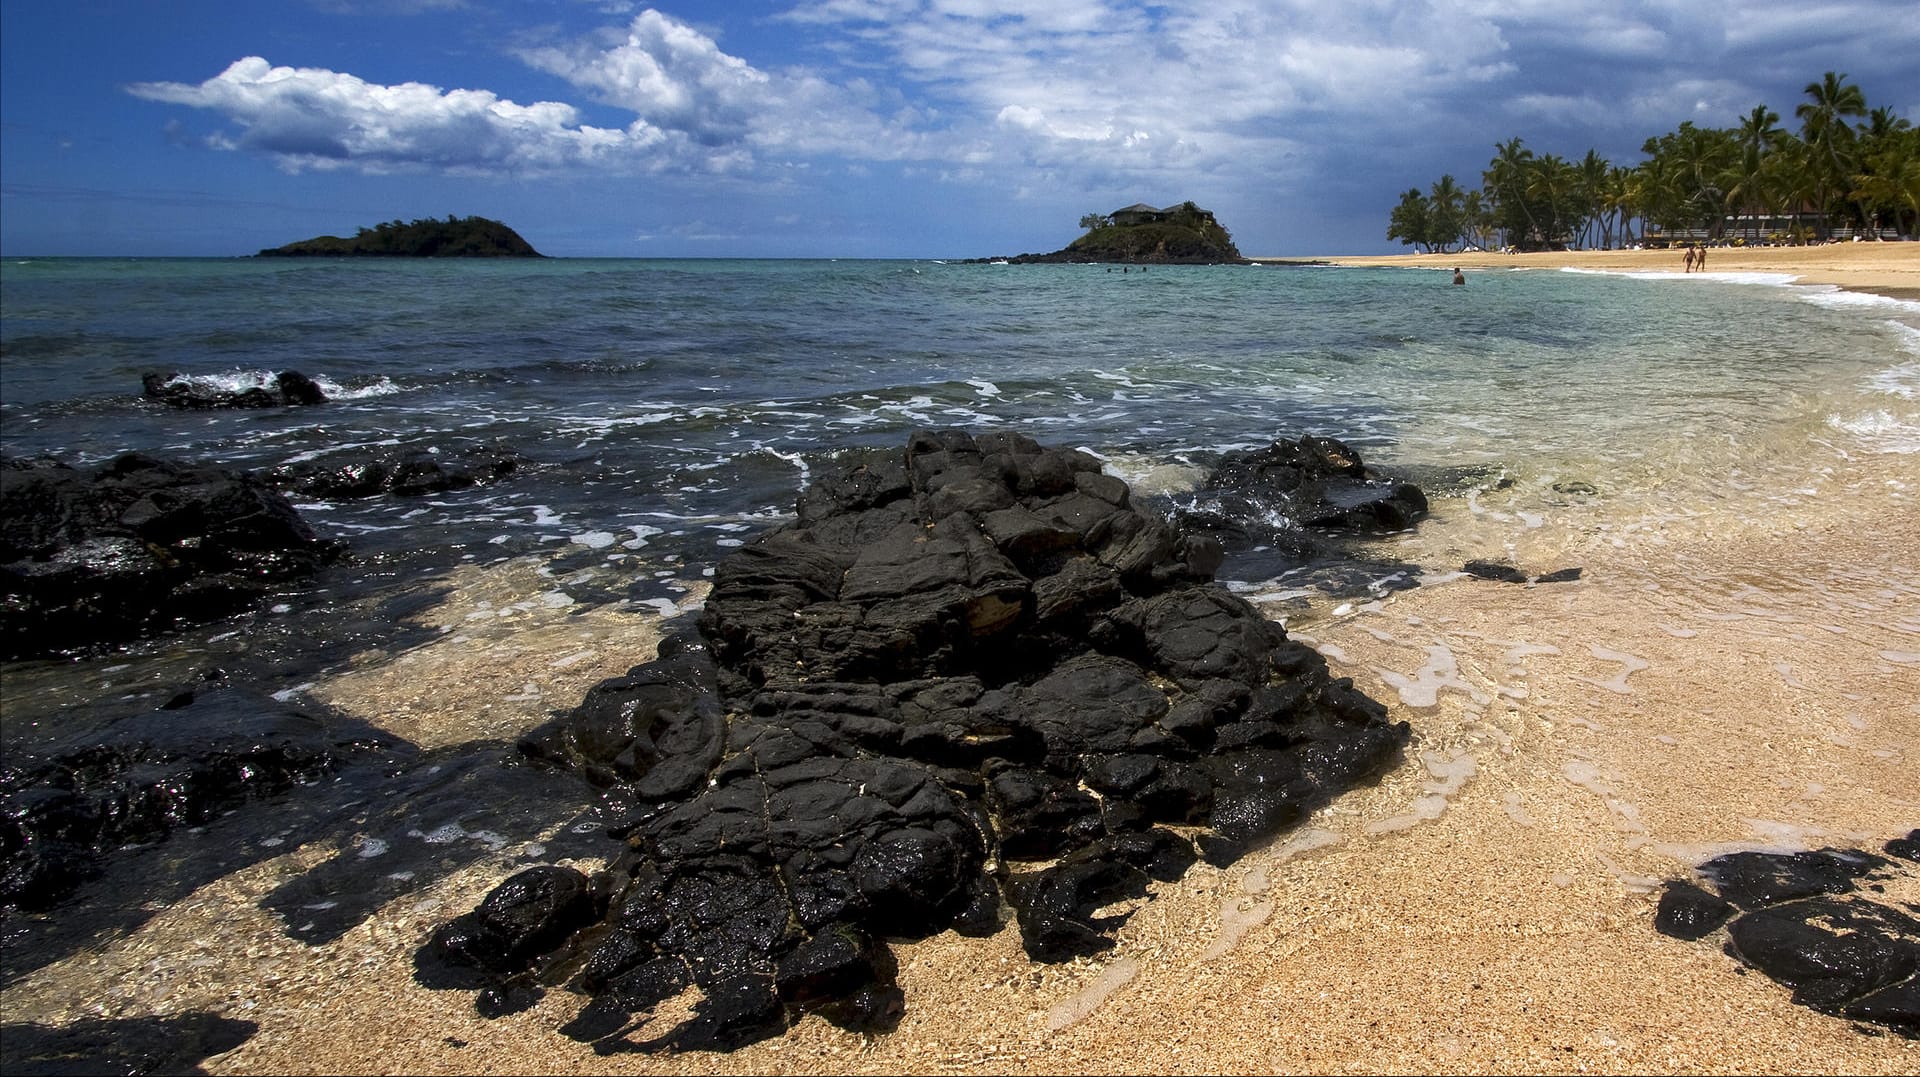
[1204,435,1427,533]
[1653,880,1734,940]
[268,443,525,500]
[0,672,391,912]
[1653,840,1920,1038]
[425,429,1410,1050]
[1727,897,1920,1013]
[1172,434,1428,587]
[1701,848,1889,910]
[0,454,343,658]
[142,370,331,409]
[0,1013,258,1076]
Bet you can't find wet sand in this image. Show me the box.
[3,255,1918,1074]
[1278,242,1920,301]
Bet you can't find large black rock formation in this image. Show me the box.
[0,454,343,659]
[422,430,1410,1050]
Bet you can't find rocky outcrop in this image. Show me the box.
[1654,835,1920,1038]
[1200,435,1427,532]
[142,370,330,409]
[0,454,342,658]
[419,430,1410,1049]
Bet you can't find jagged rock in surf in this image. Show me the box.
[1170,434,1428,589]
[142,370,329,409]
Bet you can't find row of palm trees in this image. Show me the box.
[1387,71,1919,252]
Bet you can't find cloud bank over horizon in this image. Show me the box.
[4,1,1915,255]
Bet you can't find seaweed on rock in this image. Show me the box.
[419,429,1411,1050]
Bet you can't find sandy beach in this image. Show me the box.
[4,249,1917,1075]
[1287,242,1920,301]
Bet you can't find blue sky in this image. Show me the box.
[3,1,1915,258]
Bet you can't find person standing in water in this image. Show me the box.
[1452,267,1465,286]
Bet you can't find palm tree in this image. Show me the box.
[1727,105,1782,242]
[1387,188,1436,252]
[1604,166,1641,247]
[1853,122,1920,238]
[1524,153,1579,249]
[1795,71,1869,237]
[1427,174,1466,252]
[1485,137,1541,249]
[1574,150,1611,248]
[1459,189,1492,251]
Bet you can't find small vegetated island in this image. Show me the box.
[257,215,543,258]
[984,201,1248,264]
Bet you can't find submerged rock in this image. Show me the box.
[1653,834,1920,1038]
[1462,560,1529,584]
[427,430,1410,1050]
[1463,560,1583,584]
[1172,435,1427,588]
[0,1013,257,1076]
[0,454,344,658]
[1652,880,1734,941]
[0,672,394,913]
[268,443,525,500]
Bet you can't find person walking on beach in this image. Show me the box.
[1683,245,1697,272]
[1695,245,1706,272]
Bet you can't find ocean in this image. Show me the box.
[3,256,1918,1066]
[7,257,1915,571]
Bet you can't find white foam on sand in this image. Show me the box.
[1558,267,1802,288]
[1371,643,1484,708]
[1573,644,1649,694]
[1047,957,1140,1030]
[1364,749,1477,835]
[1828,409,1920,454]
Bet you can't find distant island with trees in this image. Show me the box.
[1387,70,1917,253]
[257,216,542,258]
[981,201,1247,264]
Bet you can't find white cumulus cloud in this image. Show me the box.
[127,57,650,174]
[521,10,927,161]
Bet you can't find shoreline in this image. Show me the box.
[3,262,1918,1074]
[1265,244,1920,301]
[10,444,1906,1076]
